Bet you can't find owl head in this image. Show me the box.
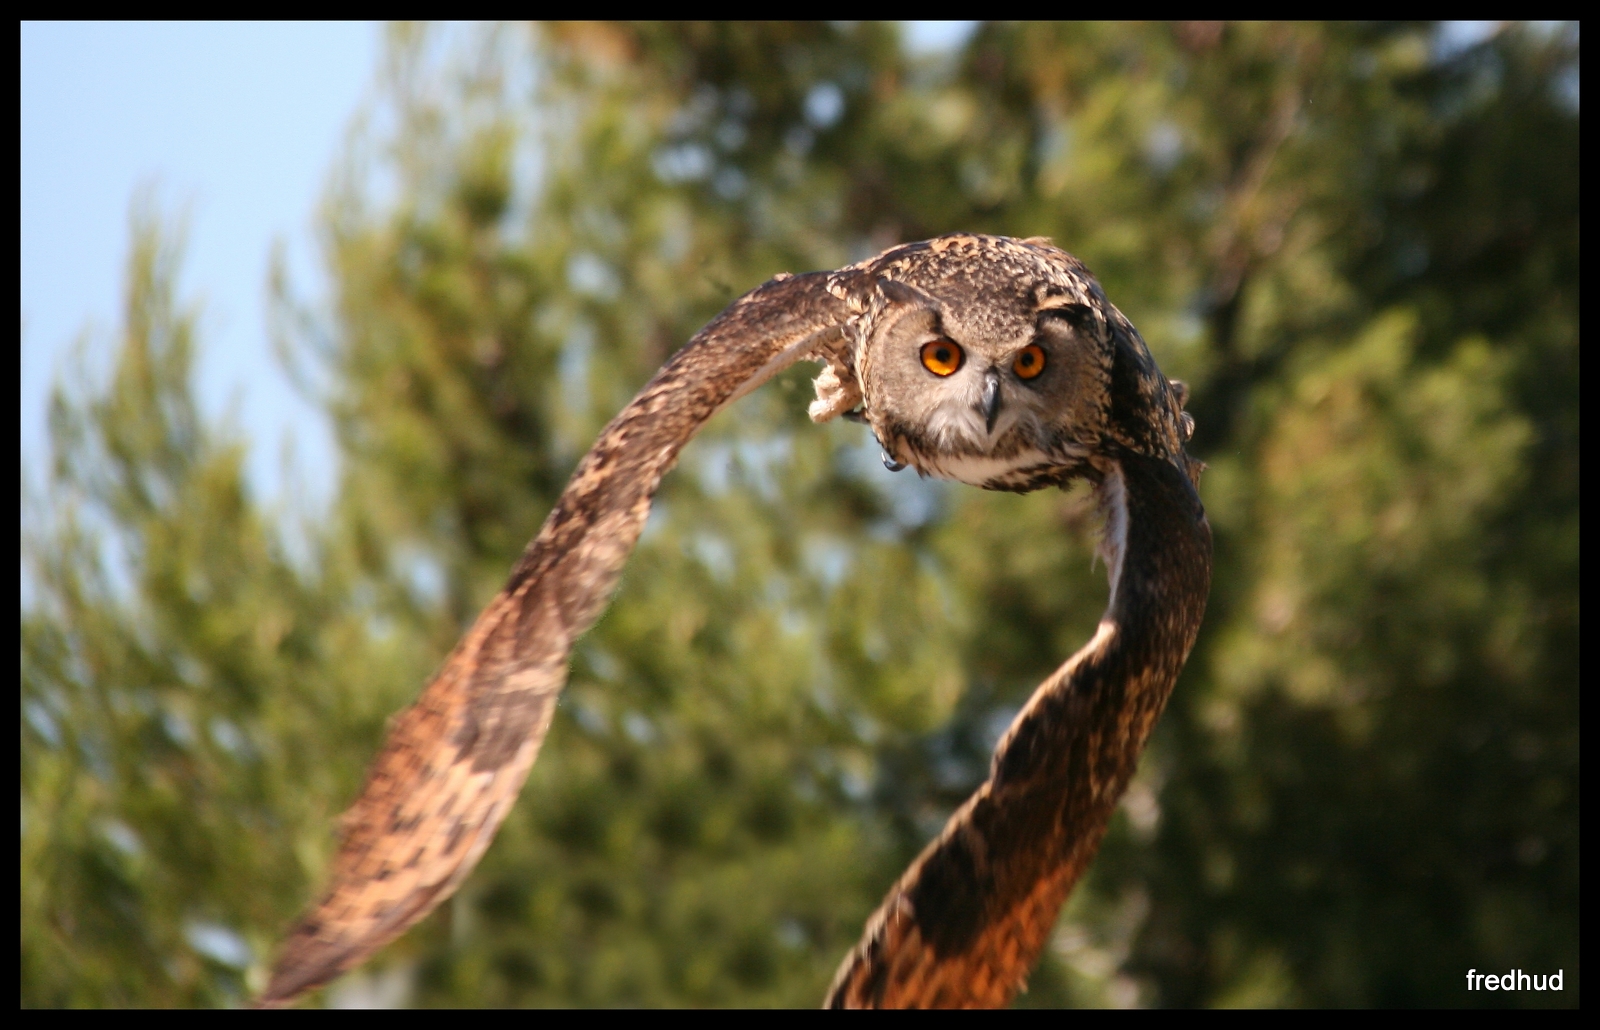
[808,234,1192,494]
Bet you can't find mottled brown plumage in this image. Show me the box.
[819,235,1210,1008]
[259,234,1210,1009]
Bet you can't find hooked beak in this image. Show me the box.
[981,369,1002,434]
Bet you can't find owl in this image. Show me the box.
[259,234,1211,1009]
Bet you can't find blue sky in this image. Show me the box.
[20,22,975,512]
[21,21,382,507]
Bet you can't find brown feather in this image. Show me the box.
[259,271,854,1006]
[824,453,1210,1007]
[822,265,1212,1006]
[260,235,1211,1009]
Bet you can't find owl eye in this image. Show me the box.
[920,339,964,377]
[1013,344,1047,380]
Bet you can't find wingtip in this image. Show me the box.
[254,926,359,1009]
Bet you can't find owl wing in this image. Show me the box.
[824,448,1212,1008]
[259,270,858,1007]
[822,634,1122,1009]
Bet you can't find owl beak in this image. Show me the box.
[981,369,1003,434]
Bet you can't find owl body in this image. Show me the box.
[263,231,1203,1010]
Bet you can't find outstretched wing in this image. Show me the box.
[260,270,858,1007]
[821,630,1129,1009]
[824,450,1211,1008]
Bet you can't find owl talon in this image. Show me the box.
[842,408,867,423]
[882,451,906,472]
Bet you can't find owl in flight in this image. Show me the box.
[259,234,1211,1008]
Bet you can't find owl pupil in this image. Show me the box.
[1020,353,1034,367]
[919,339,964,376]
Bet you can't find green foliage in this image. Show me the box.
[21,213,426,1005]
[22,22,1576,1007]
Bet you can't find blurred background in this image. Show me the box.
[20,22,1577,1008]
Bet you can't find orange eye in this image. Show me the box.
[919,339,964,377]
[1013,344,1046,380]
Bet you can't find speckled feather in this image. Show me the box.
[259,235,1210,1009]
[821,237,1210,1007]
[259,270,852,1005]
[822,448,1209,1007]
